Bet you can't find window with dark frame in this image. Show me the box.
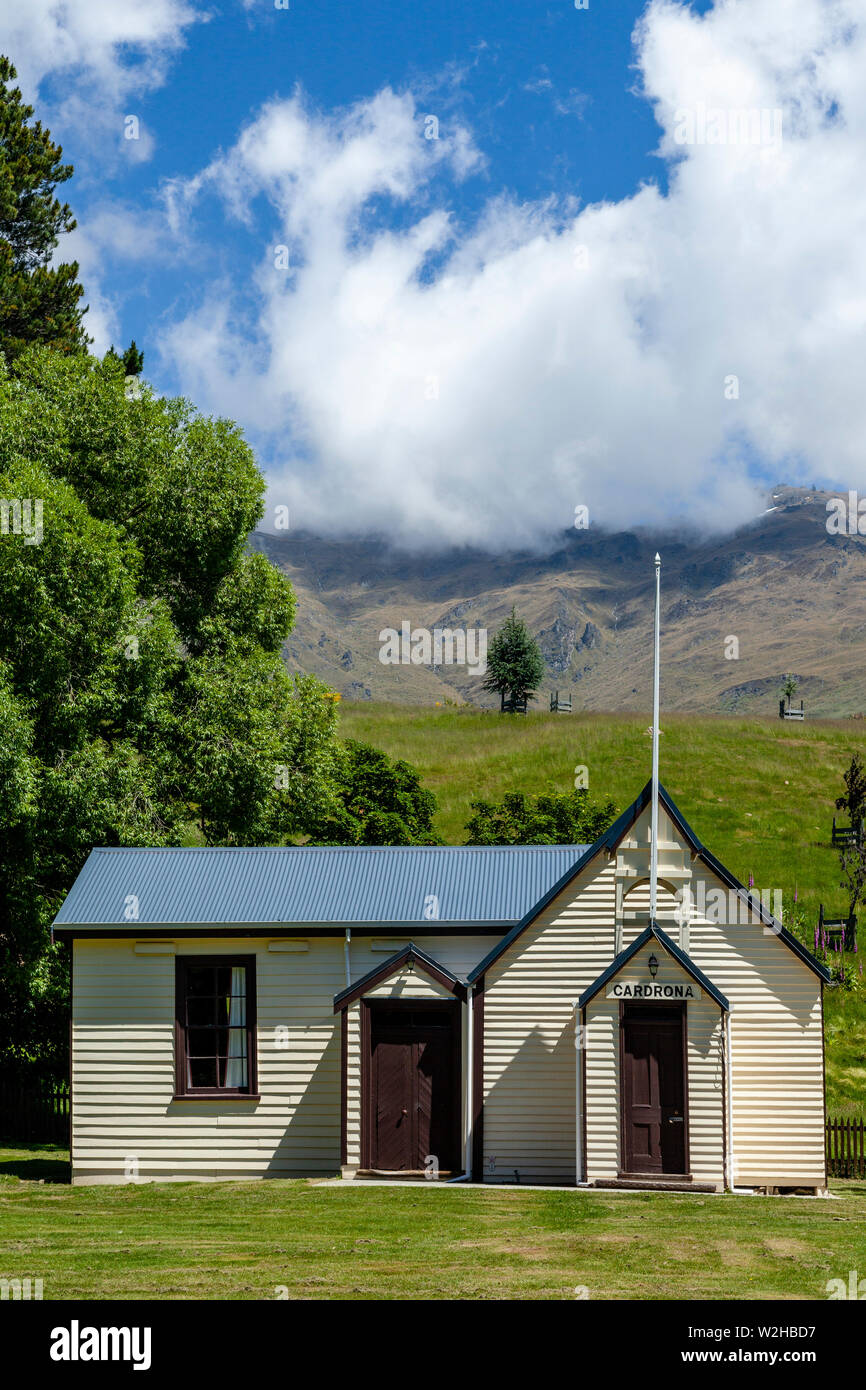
[175,956,257,1097]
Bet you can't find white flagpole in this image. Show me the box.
[650,552,661,921]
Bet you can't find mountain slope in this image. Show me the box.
[251,487,866,716]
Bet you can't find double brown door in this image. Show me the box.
[366,1002,460,1172]
[622,1005,687,1175]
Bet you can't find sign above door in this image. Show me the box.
[606,981,702,1001]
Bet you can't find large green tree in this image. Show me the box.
[464,788,616,846]
[0,347,342,1072]
[0,57,88,359]
[482,607,545,708]
[311,740,440,845]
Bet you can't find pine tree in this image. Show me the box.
[0,56,88,358]
[122,340,144,376]
[105,341,145,376]
[482,607,545,709]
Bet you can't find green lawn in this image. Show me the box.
[339,705,866,1116]
[0,1145,863,1301]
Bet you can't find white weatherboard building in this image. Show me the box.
[54,780,829,1192]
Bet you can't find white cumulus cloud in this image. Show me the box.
[142,0,866,549]
[0,0,201,159]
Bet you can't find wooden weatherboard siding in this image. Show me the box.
[482,852,617,1185]
[72,932,487,1185]
[583,939,725,1184]
[481,800,823,1189]
[687,860,825,1188]
[72,935,345,1184]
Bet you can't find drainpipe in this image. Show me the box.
[344,926,351,988]
[448,983,474,1182]
[574,1002,585,1185]
[725,1009,750,1193]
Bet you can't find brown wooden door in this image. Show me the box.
[622,1006,687,1175]
[368,1004,460,1171]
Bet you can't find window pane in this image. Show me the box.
[187,967,215,997]
[188,1028,217,1058]
[224,1030,248,1089]
[182,960,251,1092]
[189,1058,217,1089]
[187,997,214,1026]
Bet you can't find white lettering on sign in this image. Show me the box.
[606,981,701,1001]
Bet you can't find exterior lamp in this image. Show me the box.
[648,954,659,979]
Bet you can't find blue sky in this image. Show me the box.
[55,0,690,382]
[5,0,865,550]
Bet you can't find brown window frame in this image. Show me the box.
[174,955,258,1099]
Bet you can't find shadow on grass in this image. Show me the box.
[0,1141,71,1184]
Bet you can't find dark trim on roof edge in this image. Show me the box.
[467,780,830,984]
[333,943,467,1011]
[577,923,730,1011]
[53,924,509,938]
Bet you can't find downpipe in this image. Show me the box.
[447,983,473,1182]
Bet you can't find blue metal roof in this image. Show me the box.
[52,844,590,928]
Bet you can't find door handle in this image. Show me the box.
[401,1108,408,1115]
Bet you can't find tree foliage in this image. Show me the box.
[482,607,545,706]
[836,753,866,834]
[105,340,144,376]
[311,740,440,845]
[464,788,616,846]
[0,346,342,1071]
[0,57,88,359]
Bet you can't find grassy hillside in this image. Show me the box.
[339,704,866,1116]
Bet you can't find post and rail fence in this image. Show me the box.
[831,816,863,848]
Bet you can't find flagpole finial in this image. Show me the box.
[655,551,661,566]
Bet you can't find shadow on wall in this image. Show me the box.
[265,1023,342,1179]
[481,1019,576,1186]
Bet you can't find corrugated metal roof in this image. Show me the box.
[52,844,590,928]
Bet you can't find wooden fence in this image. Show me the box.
[832,816,863,848]
[779,699,805,720]
[818,904,857,952]
[549,690,573,713]
[826,1116,866,1179]
[0,1076,70,1145]
[500,692,528,714]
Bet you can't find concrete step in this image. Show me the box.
[595,1177,718,1193]
[353,1169,456,1182]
